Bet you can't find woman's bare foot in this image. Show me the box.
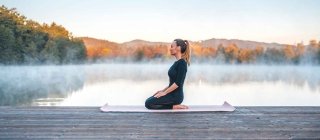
[173,104,189,109]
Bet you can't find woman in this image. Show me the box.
[145,39,191,109]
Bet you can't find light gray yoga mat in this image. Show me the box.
[100,101,236,112]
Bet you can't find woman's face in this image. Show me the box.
[170,41,181,55]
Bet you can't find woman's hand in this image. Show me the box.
[153,91,167,98]
[153,90,162,96]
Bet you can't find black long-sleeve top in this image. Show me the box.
[167,58,188,102]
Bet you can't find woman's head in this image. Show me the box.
[170,39,191,66]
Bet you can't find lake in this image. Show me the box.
[0,63,319,106]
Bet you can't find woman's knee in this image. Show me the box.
[145,97,154,109]
[145,100,151,109]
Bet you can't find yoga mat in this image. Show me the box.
[100,101,236,112]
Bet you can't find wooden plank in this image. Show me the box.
[0,106,319,139]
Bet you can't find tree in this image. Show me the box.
[263,48,285,64]
[309,40,318,48]
[238,48,253,63]
[283,45,295,62]
[214,44,226,63]
[224,43,239,64]
[42,22,71,39]
[134,49,144,61]
[40,39,60,64]
[0,25,15,64]
[24,41,40,64]
[0,5,86,65]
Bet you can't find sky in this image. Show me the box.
[1,0,320,44]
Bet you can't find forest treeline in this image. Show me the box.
[0,5,86,65]
[195,40,320,64]
[1,5,320,65]
[83,37,320,64]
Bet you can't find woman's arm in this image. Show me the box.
[154,83,178,98]
[163,83,179,94]
[161,86,169,91]
[153,86,168,96]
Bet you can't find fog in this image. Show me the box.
[0,63,319,106]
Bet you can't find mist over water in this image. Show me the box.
[0,63,319,106]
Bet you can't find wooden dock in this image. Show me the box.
[0,106,319,139]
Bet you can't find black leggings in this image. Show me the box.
[145,94,181,109]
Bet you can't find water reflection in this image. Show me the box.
[0,65,85,106]
[57,80,320,106]
[0,64,319,106]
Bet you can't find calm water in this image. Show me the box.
[0,63,319,106]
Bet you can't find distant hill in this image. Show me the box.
[80,37,118,58]
[122,39,168,47]
[82,37,287,49]
[81,37,320,64]
[81,37,287,59]
[81,37,169,60]
[198,38,286,48]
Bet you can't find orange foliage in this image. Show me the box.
[238,48,253,63]
[283,45,295,59]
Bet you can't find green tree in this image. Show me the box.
[40,39,60,64]
[0,5,86,65]
[0,25,15,64]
